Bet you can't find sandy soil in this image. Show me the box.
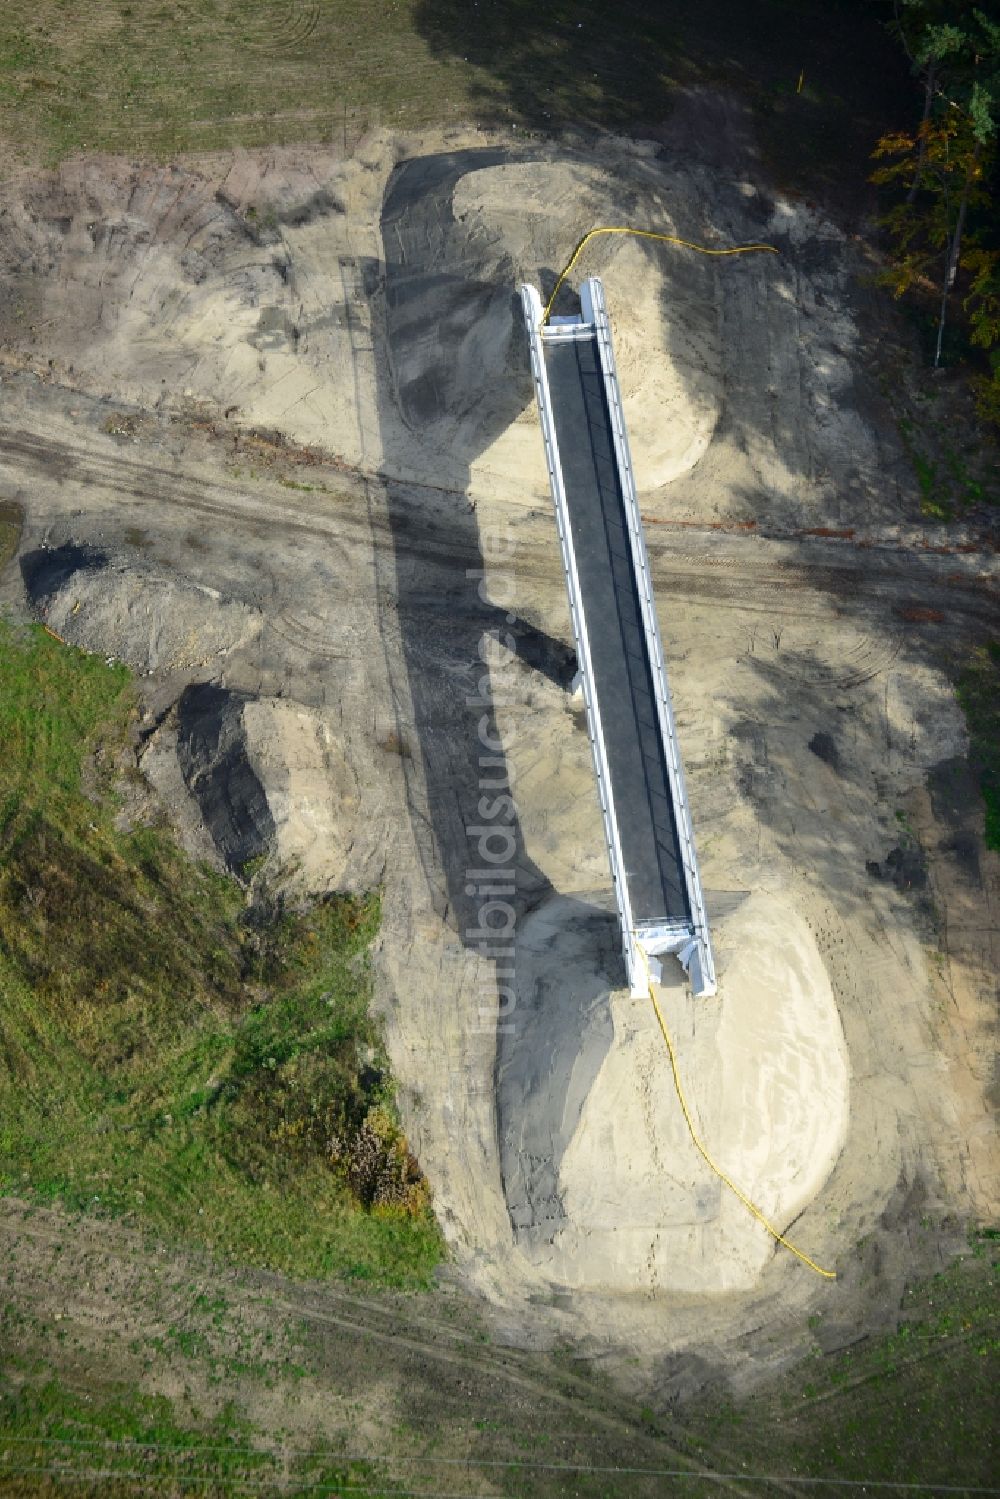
[0,94,997,1385]
[503,890,852,1297]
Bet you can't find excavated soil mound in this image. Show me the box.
[176,683,274,872]
[502,890,849,1294]
[142,689,381,893]
[21,542,262,673]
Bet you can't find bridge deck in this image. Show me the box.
[544,335,689,927]
[521,278,715,997]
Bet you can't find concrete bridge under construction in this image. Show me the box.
[521,277,716,999]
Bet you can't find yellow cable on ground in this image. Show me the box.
[542,226,779,326]
[635,943,836,1280]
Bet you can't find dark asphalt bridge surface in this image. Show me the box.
[545,335,691,927]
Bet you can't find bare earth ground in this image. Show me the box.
[0,95,997,1430]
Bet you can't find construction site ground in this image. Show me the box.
[0,96,997,1493]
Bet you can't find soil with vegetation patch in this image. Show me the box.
[0,500,23,573]
[0,619,441,1286]
[0,1200,995,1496]
[958,641,1000,852]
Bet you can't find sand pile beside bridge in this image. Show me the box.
[0,103,897,531]
[499,891,849,1295]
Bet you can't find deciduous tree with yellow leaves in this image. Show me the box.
[872,2,1000,418]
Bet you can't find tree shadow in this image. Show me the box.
[413,0,680,132]
[376,149,671,1241]
[412,0,914,214]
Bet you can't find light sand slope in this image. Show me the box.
[501,891,848,1295]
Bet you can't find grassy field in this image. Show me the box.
[0,0,469,166]
[0,618,442,1287]
[687,1230,999,1493]
[0,0,912,210]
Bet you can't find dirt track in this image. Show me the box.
[1,418,995,625]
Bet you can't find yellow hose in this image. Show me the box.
[542,225,779,326]
[636,943,836,1280]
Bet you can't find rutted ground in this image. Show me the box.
[2,1196,994,1494]
[0,100,996,1377]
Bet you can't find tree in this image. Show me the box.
[964,243,1000,420]
[874,3,1000,384]
[872,109,993,364]
[890,2,1000,146]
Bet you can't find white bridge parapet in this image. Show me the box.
[521,278,716,998]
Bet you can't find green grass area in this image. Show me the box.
[688,1230,999,1493]
[957,641,1000,851]
[0,0,911,210]
[0,1382,390,1497]
[0,618,442,1286]
[0,0,476,166]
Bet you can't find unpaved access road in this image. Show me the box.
[1,418,995,628]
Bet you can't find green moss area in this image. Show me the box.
[0,618,442,1287]
[958,642,1000,852]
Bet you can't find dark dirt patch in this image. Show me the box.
[928,755,983,832]
[0,498,23,573]
[870,843,928,891]
[175,682,274,873]
[808,730,839,769]
[925,759,986,882]
[896,603,945,624]
[19,540,108,608]
[887,843,928,891]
